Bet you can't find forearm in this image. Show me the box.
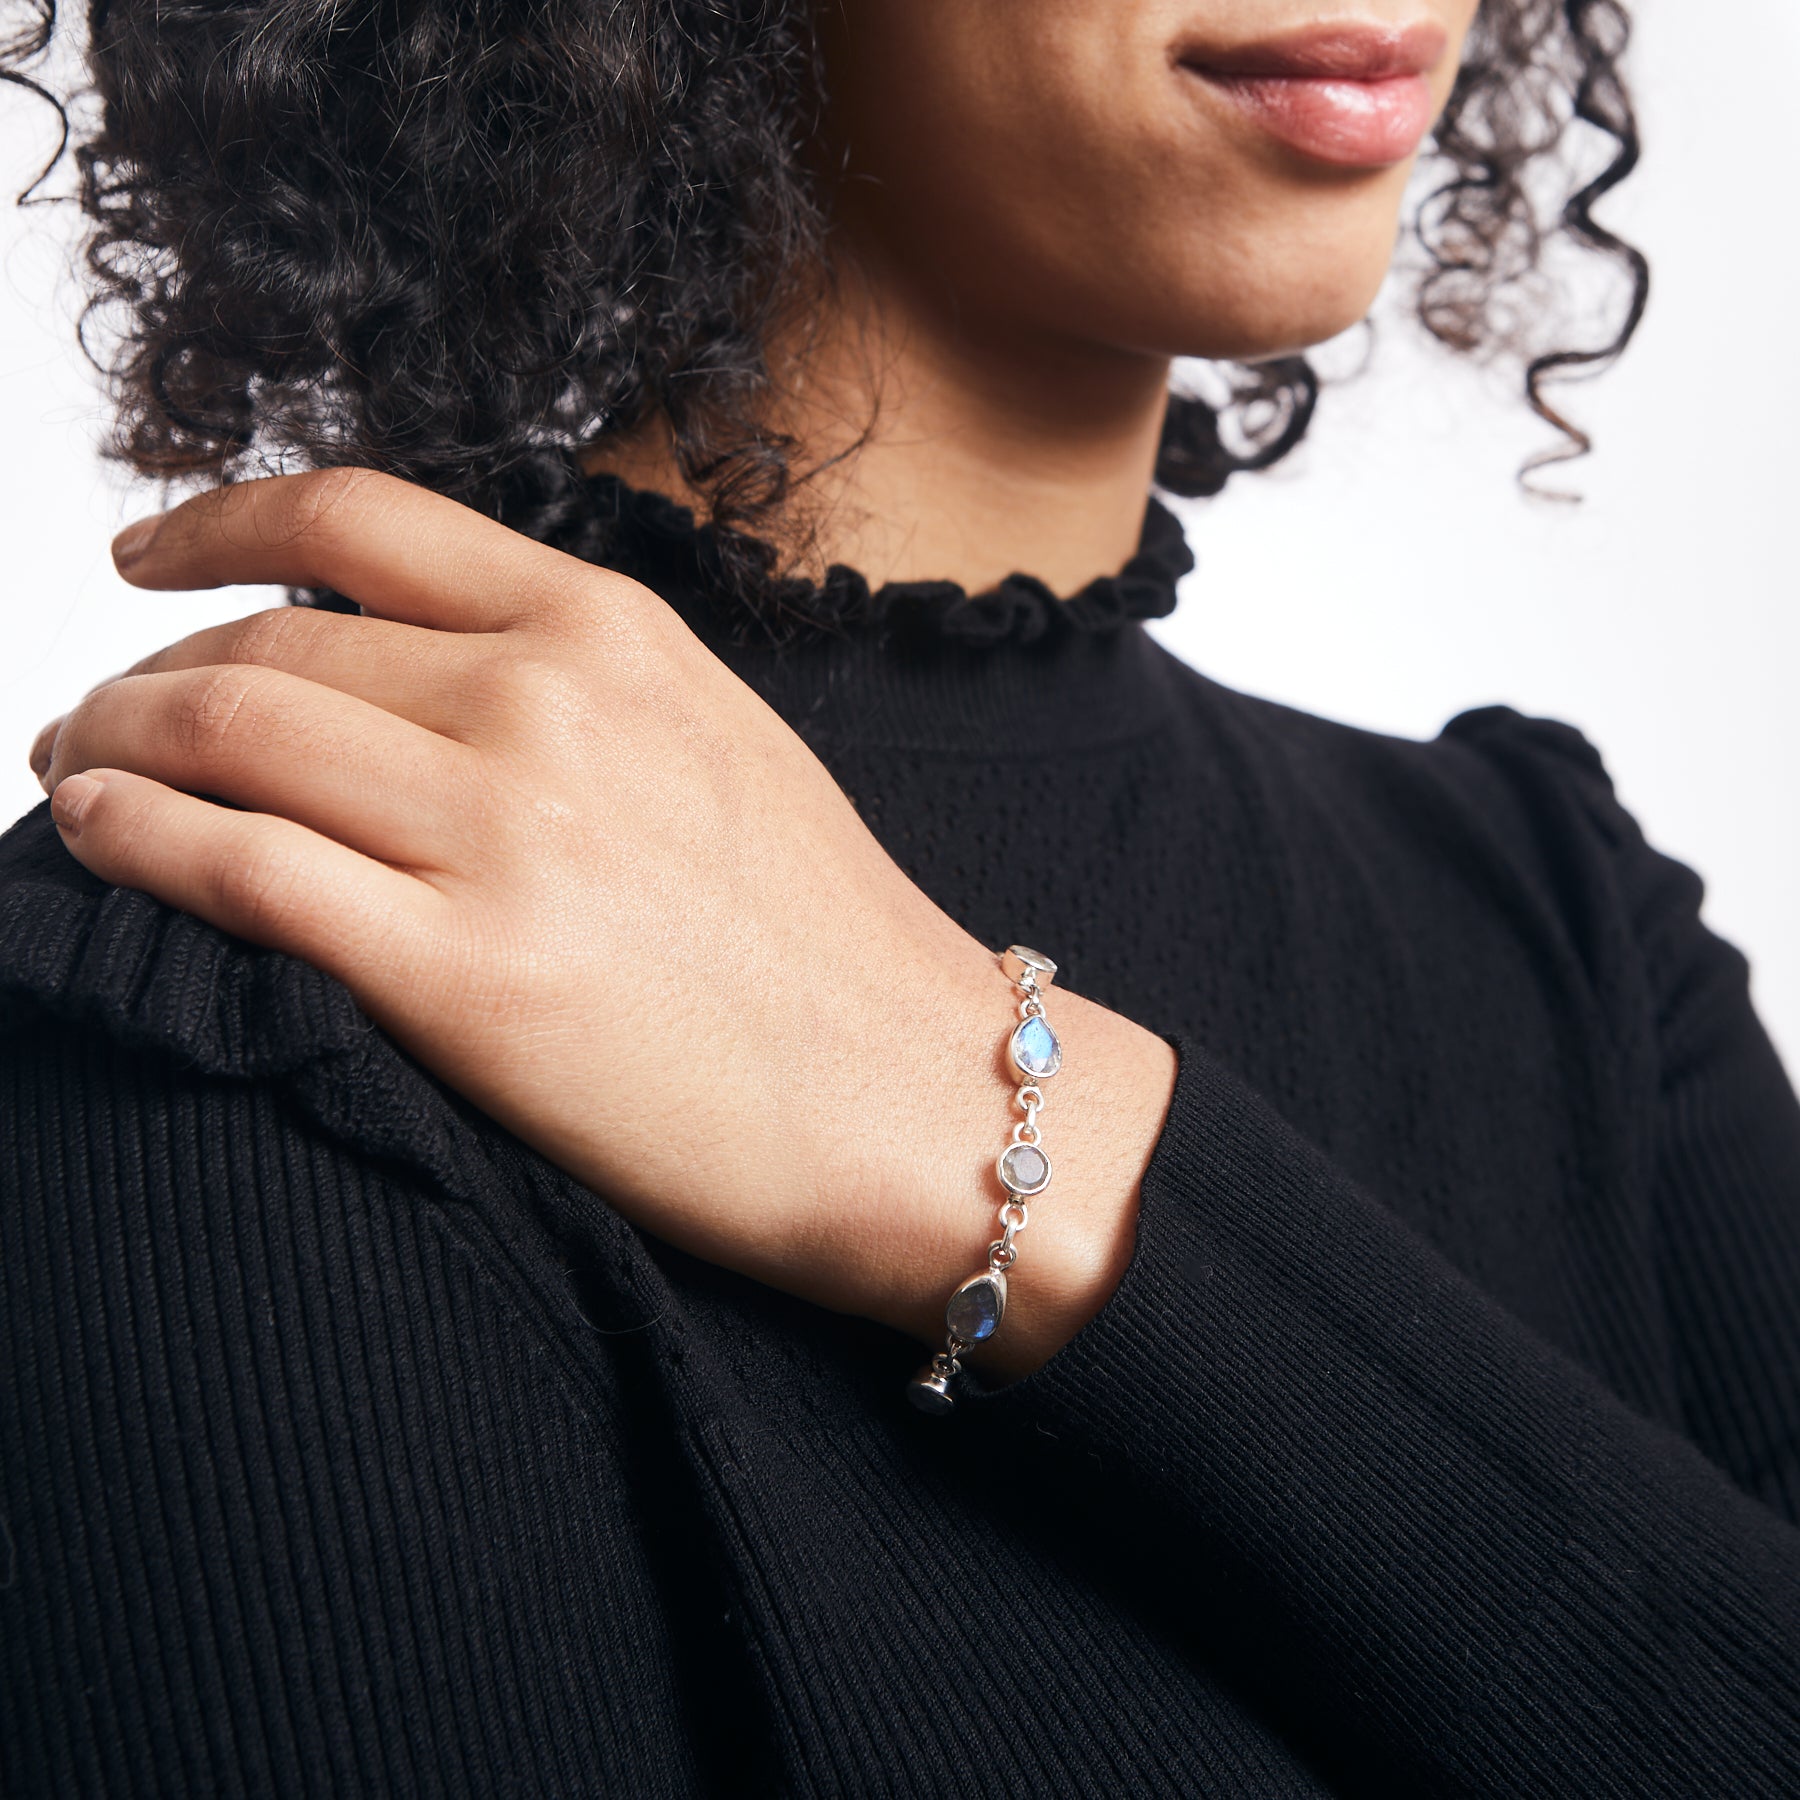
[947,1030,1800,1794]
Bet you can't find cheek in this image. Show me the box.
[879,98,1416,361]
[824,6,1176,317]
[825,3,1447,365]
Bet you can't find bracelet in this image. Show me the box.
[907,944,1062,1415]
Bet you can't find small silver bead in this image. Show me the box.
[907,1366,956,1414]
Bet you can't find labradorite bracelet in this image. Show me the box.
[907,945,1062,1414]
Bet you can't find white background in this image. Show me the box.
[2,1,1795,1069]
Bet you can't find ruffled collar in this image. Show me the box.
[576,469,1193,651]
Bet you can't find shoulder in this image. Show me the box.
[0,803,636,1407]
[0,803,499,1206]
[1187,674,1679,903]
[1432,703,1726,998]
[1162,668,1742,1024]
[1204,681,1626,843]
[0,800,371,1075]
[1435,701,1639,854]
[1371,700,1755,1070]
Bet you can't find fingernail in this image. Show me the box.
[112,513,164,569]
[30,714,64,785]
[50,772,105,836]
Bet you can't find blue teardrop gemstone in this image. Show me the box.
[946,1270,1007,1342]
[1010,1014,1062,1080]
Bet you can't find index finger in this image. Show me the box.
[112,467,624,634]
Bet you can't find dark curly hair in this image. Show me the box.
[4,0,1648,618]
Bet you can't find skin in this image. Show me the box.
[31,0,1479,1383]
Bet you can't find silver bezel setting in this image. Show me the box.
[1009,1013,1062,1081]
[997,1141,1053,1197]
[946,1268,1008,1342]
[1001,944,1057,987]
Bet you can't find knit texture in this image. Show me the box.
[573,469,1195,648]
[3,488,1798,1796]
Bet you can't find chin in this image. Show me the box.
[1175,296,1381,363]
[1149,241,1399,363]
[1098,283,1384,366]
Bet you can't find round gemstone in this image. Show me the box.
[999,1142,1051,1195]
[1010,1014,1062,1080]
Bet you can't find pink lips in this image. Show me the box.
[1179,19,1448,167]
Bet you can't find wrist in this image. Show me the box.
[848,944,1177,1384]
[971,985,1175,1382]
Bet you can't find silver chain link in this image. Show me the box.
[906,947,1060,1413]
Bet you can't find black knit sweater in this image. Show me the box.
[3,482,1798,1797]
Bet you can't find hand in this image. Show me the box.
[32,470,1175,1373]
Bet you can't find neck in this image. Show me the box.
[586,242,1175,597]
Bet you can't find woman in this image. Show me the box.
[3,0,1796,1793]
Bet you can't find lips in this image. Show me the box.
[1179,19,1448,82]
[1177,18,1449,168]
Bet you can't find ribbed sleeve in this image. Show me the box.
[962,725,1800,1796]
[0,1017,753,1798]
